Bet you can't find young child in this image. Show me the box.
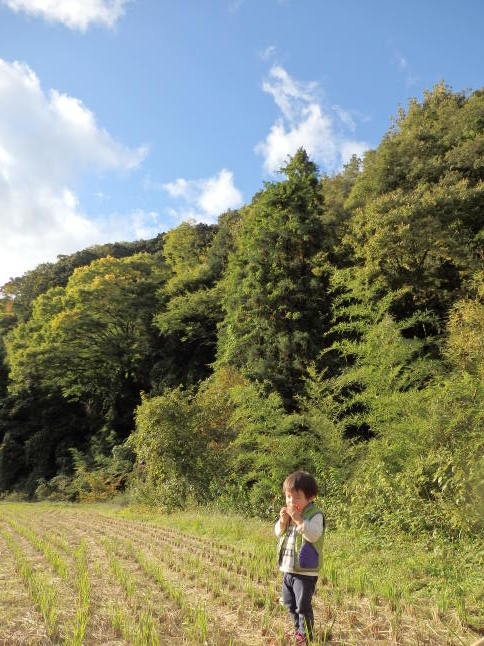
[275,471,325,645]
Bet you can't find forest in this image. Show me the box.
[1,82,483,539]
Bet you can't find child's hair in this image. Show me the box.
[282,471,318,498]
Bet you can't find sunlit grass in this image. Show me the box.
[0,501,482,645]
[1,527,60,638]
[109,506,483,624]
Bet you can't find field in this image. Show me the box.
[0,503,482,645]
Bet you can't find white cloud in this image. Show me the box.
[126,209,164,240]
[1,0,129,31]
[340,141,370,165]
[0,59,148,285]
[260,45,277,61]
[255,65,369,174]
[162,169,243,224]
[260,66,318,122]
[163,178,193,200]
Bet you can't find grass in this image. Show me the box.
[0,501,482,645]
[125,508,484,620]
[1,526,60,639]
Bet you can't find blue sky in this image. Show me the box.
[1,0,483,285]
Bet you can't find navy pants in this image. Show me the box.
[281,572,318,638]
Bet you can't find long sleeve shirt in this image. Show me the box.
[275,514,324,576]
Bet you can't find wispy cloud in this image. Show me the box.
[260,45,277,61]
[255,65,369,174]
[332,104,356,132]
[397,55,408,71]
[0,59,148,285]
[161,169,243,224]
[1,0,129,31]
[392,50,419,87]
[128,209,164,239]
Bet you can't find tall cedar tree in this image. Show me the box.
[217,149,330,408]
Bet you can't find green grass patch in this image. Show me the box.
[101,505,484,629]
[3,500,483,639]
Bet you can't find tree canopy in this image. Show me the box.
[0,84,483,538]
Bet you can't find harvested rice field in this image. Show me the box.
[0,503,482,645]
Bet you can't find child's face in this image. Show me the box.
[284,487,314,511]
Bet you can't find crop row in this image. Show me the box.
[1,526,60,639]
[96,513,276,583]
[67,512,282,623]
[6,508,424,645]
[74,514,274,599]
[13,511,256,645]
[2,505,476,645]
[58,514,282,644]
[1,513,170,645]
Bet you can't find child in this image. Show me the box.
[275,471,325,645]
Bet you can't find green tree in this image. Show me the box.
[445,270,484,378]
[0,301,17,402]
[345,83,484,315]
[319,154,361,266]
[347,83,484,204]
[153,215,239,387]
[6,254,166,434]
[217,149,331,407]
[346,176,484,312]
[0,386,98,495]
[1,237,165,322]
[314,268,439,439]
[129,385,225,509]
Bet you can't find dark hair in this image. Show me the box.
[282,471,318,498]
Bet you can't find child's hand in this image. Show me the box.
[287,503,303,524]
[279,506,290,527]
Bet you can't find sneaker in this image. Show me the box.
[294,632,307,645]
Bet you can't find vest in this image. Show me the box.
[277,502,325,573]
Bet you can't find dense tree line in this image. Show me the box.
[1,83,482,536]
